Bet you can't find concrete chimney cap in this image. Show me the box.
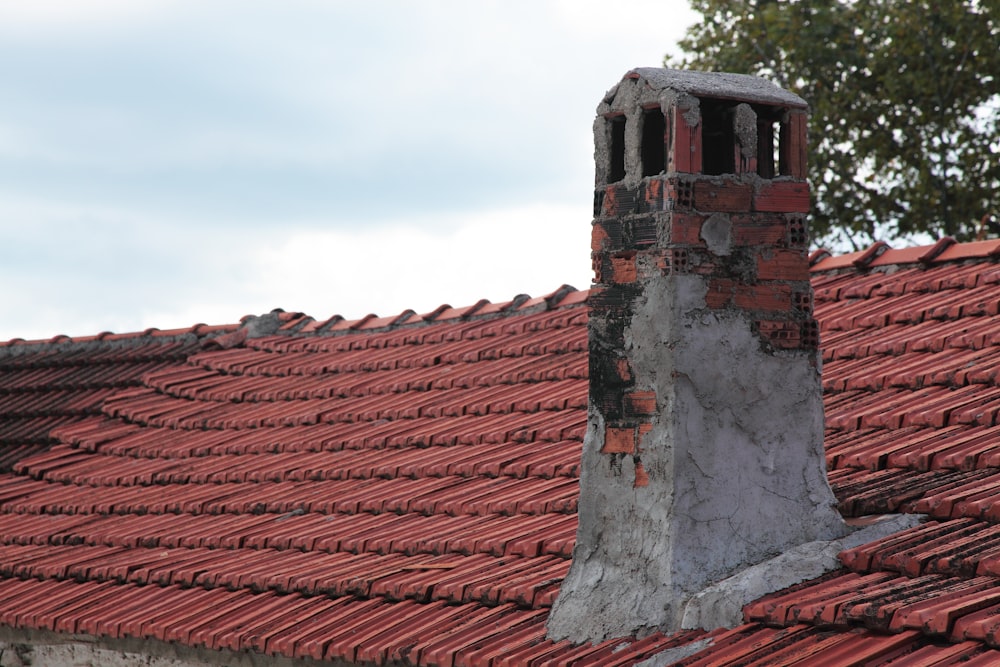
[626,67,808,109]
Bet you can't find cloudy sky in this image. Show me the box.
[0,0,698,341]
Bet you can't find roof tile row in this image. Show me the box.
[0,575,700,666]
[9,243,1000,662]
[0,473,580,517]
[0,509,578,558]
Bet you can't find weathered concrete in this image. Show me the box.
[629,67,808,109]
[699,213,732,256]
[680,513,926,630]
[632,516,928,664]
[548,275,849,641]
[732,103,757,159]
[635,637,716,667]
[547,67,848,644]
[594,70,700,188]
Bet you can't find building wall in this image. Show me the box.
[0,628,351,667]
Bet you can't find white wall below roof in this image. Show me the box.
[0,628,351,667]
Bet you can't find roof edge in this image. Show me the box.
[810,239,1000,273]
[0,286,590,352]
[627,67,809,109]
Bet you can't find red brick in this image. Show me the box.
[734,284,793,312]
[602,185,640,217]
[801,319,820,348]
[599,187,617,217]
[758,320,801,349]
[754,181,810,213]
[781,112,808,179]
[706,281,792,313]
[756,249,809,281]
[592,255,604,284]
[610,255,637,284]
[625,391,657,416]
[793,291,812,312]
[669,213,705,245]
[615,359,633,383]
[705,279,736,309]
[670,248,690,274]
[633,463,649,488]
[731,215,787,246]
[693,180,752,212]
[672,107,702,173]
[602,427,635,454]
[644,180,668,213]
[652,249,671,274]
[592,223,610,252]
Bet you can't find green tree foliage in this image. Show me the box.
[670,0,1000,248]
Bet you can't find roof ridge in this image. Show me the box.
[0,287,589,353]
[0,324,242,359]
[811,238,1000,274]
[290,286,589,337]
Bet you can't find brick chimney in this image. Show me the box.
[547,68,848,642]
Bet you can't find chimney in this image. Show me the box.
[547,68,848,642]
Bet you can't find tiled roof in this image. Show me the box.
[5,241,1000,664]
[0,288,701,665]
[0,323,240,473]
[671,241,1000,665]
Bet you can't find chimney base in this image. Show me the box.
[679,513,923,631]
[547,276,849,642]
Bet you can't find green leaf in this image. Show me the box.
[669,0,1000,247]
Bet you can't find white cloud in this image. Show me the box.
[0,0,170,32]
[0,0,696,341]
[250,203,593,322]
[0,195,594,341]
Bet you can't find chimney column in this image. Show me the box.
[547,69,847,642]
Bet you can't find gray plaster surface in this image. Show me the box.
[629,67,807,109]
[699,213,732,256]
[594,71,801,187]
[548,273,848,643]
[635,637,716,667]
[732,103,758,159]
[0,628,350,667]
[595,76,701,186]
[241,310,287,337]
[679,513,927,630]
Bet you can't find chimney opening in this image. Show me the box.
[778,117,794,177]
[757,118,778,179]
[641,107,667,177]
[701,99,735,175]
[608,115,627,183]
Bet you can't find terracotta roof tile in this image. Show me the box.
[0,294,609,661]
[9,246,1000,662]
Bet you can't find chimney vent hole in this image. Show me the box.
[641,108,667,177]
[608,116,627,183]
[701,99,734,176]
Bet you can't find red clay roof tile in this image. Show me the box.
[8,246,1000,662]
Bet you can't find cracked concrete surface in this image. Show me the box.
[679,513,926,631]
[732,103,758,159]
[548,273,848,642]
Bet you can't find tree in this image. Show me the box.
[670,0,1000,249]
